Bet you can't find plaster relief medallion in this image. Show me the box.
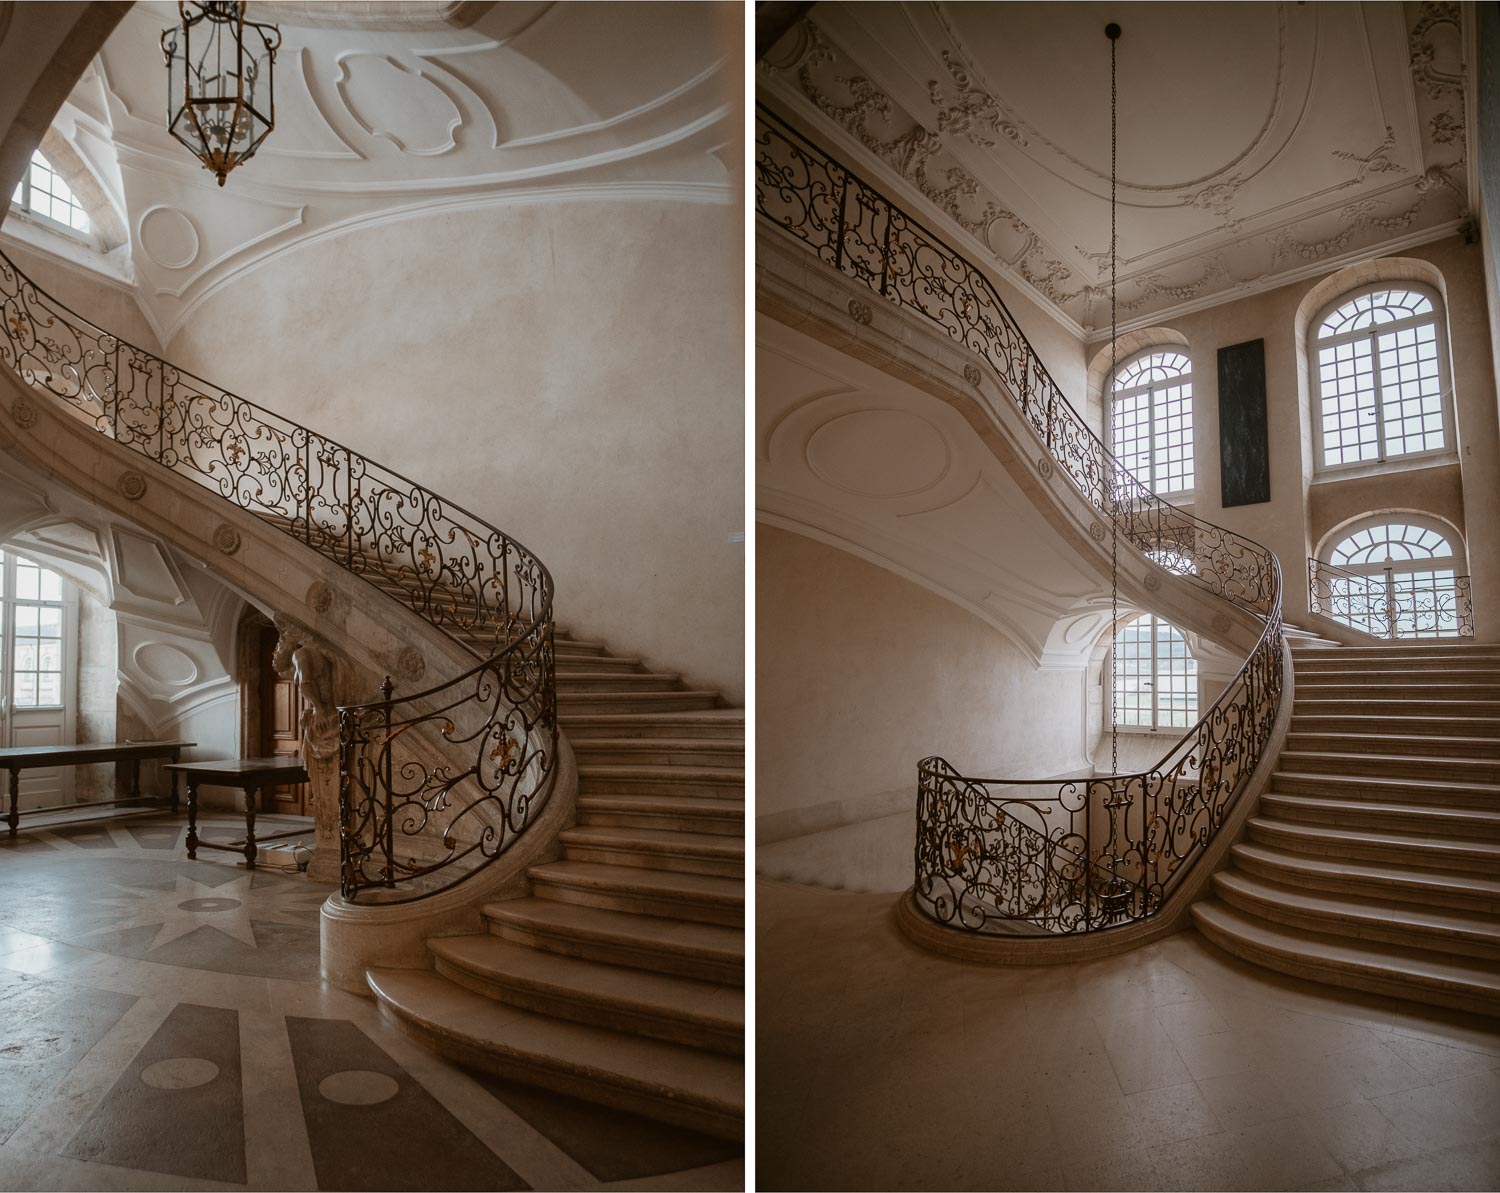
[1212,613,1232,633]
[848,299,873,326]
[1037,456,1054,479]
[963,363,982,386]
[212,523,241,555]
[307,580,336,614]
[138,206,201,271]
[335,53,463,156]
[133,641,199,686]
[10,398,36,429]
[1088,520,1107,542]
[118,471,147,500]
[396,646,425,682]
[807,409,951,498]
[1144,571,1162,592]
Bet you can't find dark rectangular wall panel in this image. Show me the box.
[1217,338,1270,507]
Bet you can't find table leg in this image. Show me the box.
[243,784,258,870]
[6,768,18,837]
[186,780,200,859]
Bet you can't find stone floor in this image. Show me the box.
[0,809,742,1191]
[757,880,1500,1192]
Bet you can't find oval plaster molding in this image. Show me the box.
[1144,571,1162,592]
[1212,613,1232,633]
[1036,456,1054,479]
[118,471,147,500]
[334,52,463,157]
[307,579,336,614]
[806,409,952,499]
[396,646,426,682]
[848,299,873,325]
[1087,520,1107,542]
[138,206,201,271]
[133,641,199,686]
[10,398,36,429]
[963,362,982,386]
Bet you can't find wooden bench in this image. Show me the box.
[1,740,195,836]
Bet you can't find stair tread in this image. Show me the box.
[1278,750,1497,767]
[1262,793,1500,829]
[1285,732,1500,748]
[366,968,743,1111]
[578,765,745,781]
[1250,816,1500,859]
[1214,870,1500,941]
[428,935,744,1027]
[1270,770,1500,796]
[1232,842,1500,897]
[562,712,744,725]
[1192,901,1500,991]
[578,793,746,815]
[484,897,744,960]
[529,860,744,904]
[571,737,742,751]
[561,825,745,858]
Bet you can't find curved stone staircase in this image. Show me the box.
[1194,638,1500,1015]
[367,614,745,1141]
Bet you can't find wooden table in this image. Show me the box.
[166,757,313,870]
[0,740,194,836]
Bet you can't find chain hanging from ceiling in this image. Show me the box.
[1108,21,1121,778]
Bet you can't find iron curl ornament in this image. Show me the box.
[161,2,281,186]
[0,249,558,905]
[757,106,1287,935]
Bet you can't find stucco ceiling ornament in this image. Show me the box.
[1143,570,1162,593]
[1036,456,1054,479]
[1179,178,1245,232]
[1409,2,1465,101]
[963,362,982,386]
[1088,520,1107,542]
[10,397,36,429]
[1331,126,1404,184]
[848,299,873,325]
[212,523,241,555]
[1429,111,1464,145]
[927,51,1025,149]
[118,471,148,500]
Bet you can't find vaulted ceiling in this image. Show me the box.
[759,2,1475,340]
[15,1,737,342]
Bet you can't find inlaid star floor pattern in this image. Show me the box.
[0,811,742,1191]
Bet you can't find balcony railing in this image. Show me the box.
[1309,557,1474,639]
[757,105,1284,935]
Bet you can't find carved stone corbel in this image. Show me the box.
[271,613,350,884]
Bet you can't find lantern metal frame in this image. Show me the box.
[160,2,281,186]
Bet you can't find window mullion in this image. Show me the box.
[1369,331,1388,463]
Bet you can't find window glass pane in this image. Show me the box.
[14,605,37,635]
[35,673,61,706]
[18,152,90,233]
[14,564,38,602]
[14,673,36,705]
[1111,353,1194,496]
[37,569,62,602]
[35,605,61,637]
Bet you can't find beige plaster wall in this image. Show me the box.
[1122,235,1499,637]
[756,523,1089,842]
[74,586,116,800]
[166,200,745,700]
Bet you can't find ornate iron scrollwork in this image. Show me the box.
[759,107,1286,935]
[0,250,558,906]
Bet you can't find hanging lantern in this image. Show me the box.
[160,2,281,186]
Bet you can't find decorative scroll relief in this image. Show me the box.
[334,53,464,156]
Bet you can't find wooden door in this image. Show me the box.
[258,625,306,815]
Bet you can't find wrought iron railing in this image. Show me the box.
[0,251,557,905]
[1309,557,1474,640]
[757,105,1285,934]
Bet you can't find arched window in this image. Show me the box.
[1112,613,1198,731]
[1,550,67,707]
[9,151,90,234]
[1320,517,1466,638]
[1313,286,1450,469]
[1109,351,1193,497]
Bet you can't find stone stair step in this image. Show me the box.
[365,967,742,1139]
[529,859,743,926]
[577,793,744,837]
[1247,816,1500,875]
[1283,732,1500,760]
[1295,681,1500,701]
[1260,792,1500,839]
[569,738,744,767]
[555,655,647,673]
[577,765,744,799]
[1293,697,1500,717]
[1296,654,1500,672]
[1231,841,1500,913]
[1275,750,1500,784]
[560,825,743,878]
[1191,900,1500,1017]
[1293,643,1499,657]
[427,934,743,1054]
[555,672,686,693]
[560,712,744,740]
[1268,769,1500,808]
[1289,713,1500,737]
[1211,869,1500,962]
[483,898,743,985]
[558,692,723,713]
